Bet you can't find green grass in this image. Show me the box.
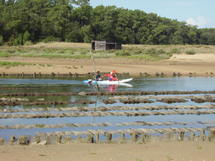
[115,48,173,60]
[185,50,196,55]
[0,43,215,61]
[0,51,11,57]
[0,61,32,68]
[0,61,51,68]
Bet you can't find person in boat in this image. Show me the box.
[104,70,118,81]
[95,71,102,81]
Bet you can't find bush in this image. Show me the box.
[186,50,196,55]
[145,48,157,55]
[42,36,60,43]
[157,49,166,54]
[115,50,131,56]
[23,31,31,43]
[8,34,23,46]
[133,49,143,55]
[24,41,33,45]
[0,35,3,46]
[170,48,181,54]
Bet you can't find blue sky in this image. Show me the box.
[90,0,215,28]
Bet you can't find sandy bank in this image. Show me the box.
[0,141,214,161]
[0,54,215,76]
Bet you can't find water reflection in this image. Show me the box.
[0,77,215,92]
[0,77,215,138]
[106,85,118,92]
[89,84,133,92]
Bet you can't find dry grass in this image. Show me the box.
[0,42,215,62]
[1,42,214,54]
[0,42,91,50]
[28,42,91,49]
[123,44,215,54]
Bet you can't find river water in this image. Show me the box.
[0,77,215,139]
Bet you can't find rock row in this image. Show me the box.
[1,110,215,119]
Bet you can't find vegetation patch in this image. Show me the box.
[0,61,33,68]
[186,50,196,55]
[0,1,215,46]
[0,43,215,61]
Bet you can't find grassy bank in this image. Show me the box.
[0,61,51,68]
[0,61,34,68]
[0,42,215,60]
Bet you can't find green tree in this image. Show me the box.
[0,1,212,45]
[23,31,31,43]
[0,35,3,45]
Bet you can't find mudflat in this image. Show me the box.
[0,141,214,161]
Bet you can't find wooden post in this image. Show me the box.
[18,136,30,145]
[208,129,215,142]
[33,72,37,78]
[10,136,16,145]
[46,135,52,145]
[51,72,55,77]
[131,132,138,143]
[105,133,112,143]
[57,135,63,144]
[75,73,79,78]
[167,132,173,140]
[95,133,100,143]
[77,135,82,143]
[87,134,94,143]
[120,133,126,143]
[200,130,206,141]
[0,138,4,145]
[190,132,196,141]
[32,136,41,144]
[140,133,147,144]
[178,132,185,141]
[63,136,72,144]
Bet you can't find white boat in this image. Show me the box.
[83,78,133,87]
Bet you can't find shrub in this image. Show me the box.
[170,48,181,54]
[133,49,143,55]
[157,49,166,54]
[145,48,157,55]
[24,41,33,45]
[116,50,131,56]
[8,34,23,46]
[23,31,31,43]
[42,36,60,43]
[186,50,196,55]
[0,35,3,45]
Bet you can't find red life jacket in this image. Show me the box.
[104,73,118,81]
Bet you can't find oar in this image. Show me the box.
[90,49,100,91]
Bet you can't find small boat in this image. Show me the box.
[83,78,133,87]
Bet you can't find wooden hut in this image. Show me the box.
[91,40,122,50]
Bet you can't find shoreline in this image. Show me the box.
[0,141,215,161]
[0,55,215,77]
[0,51,215,161]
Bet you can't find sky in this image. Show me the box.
[90,0,215,28]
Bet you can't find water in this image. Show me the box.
[0,77,215,92]
[0,77,215,139]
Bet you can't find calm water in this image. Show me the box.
[0,77,215,92]
[0,77,215,139]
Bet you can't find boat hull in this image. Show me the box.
[83,78,133,87]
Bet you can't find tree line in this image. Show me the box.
[0,0,215,45]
